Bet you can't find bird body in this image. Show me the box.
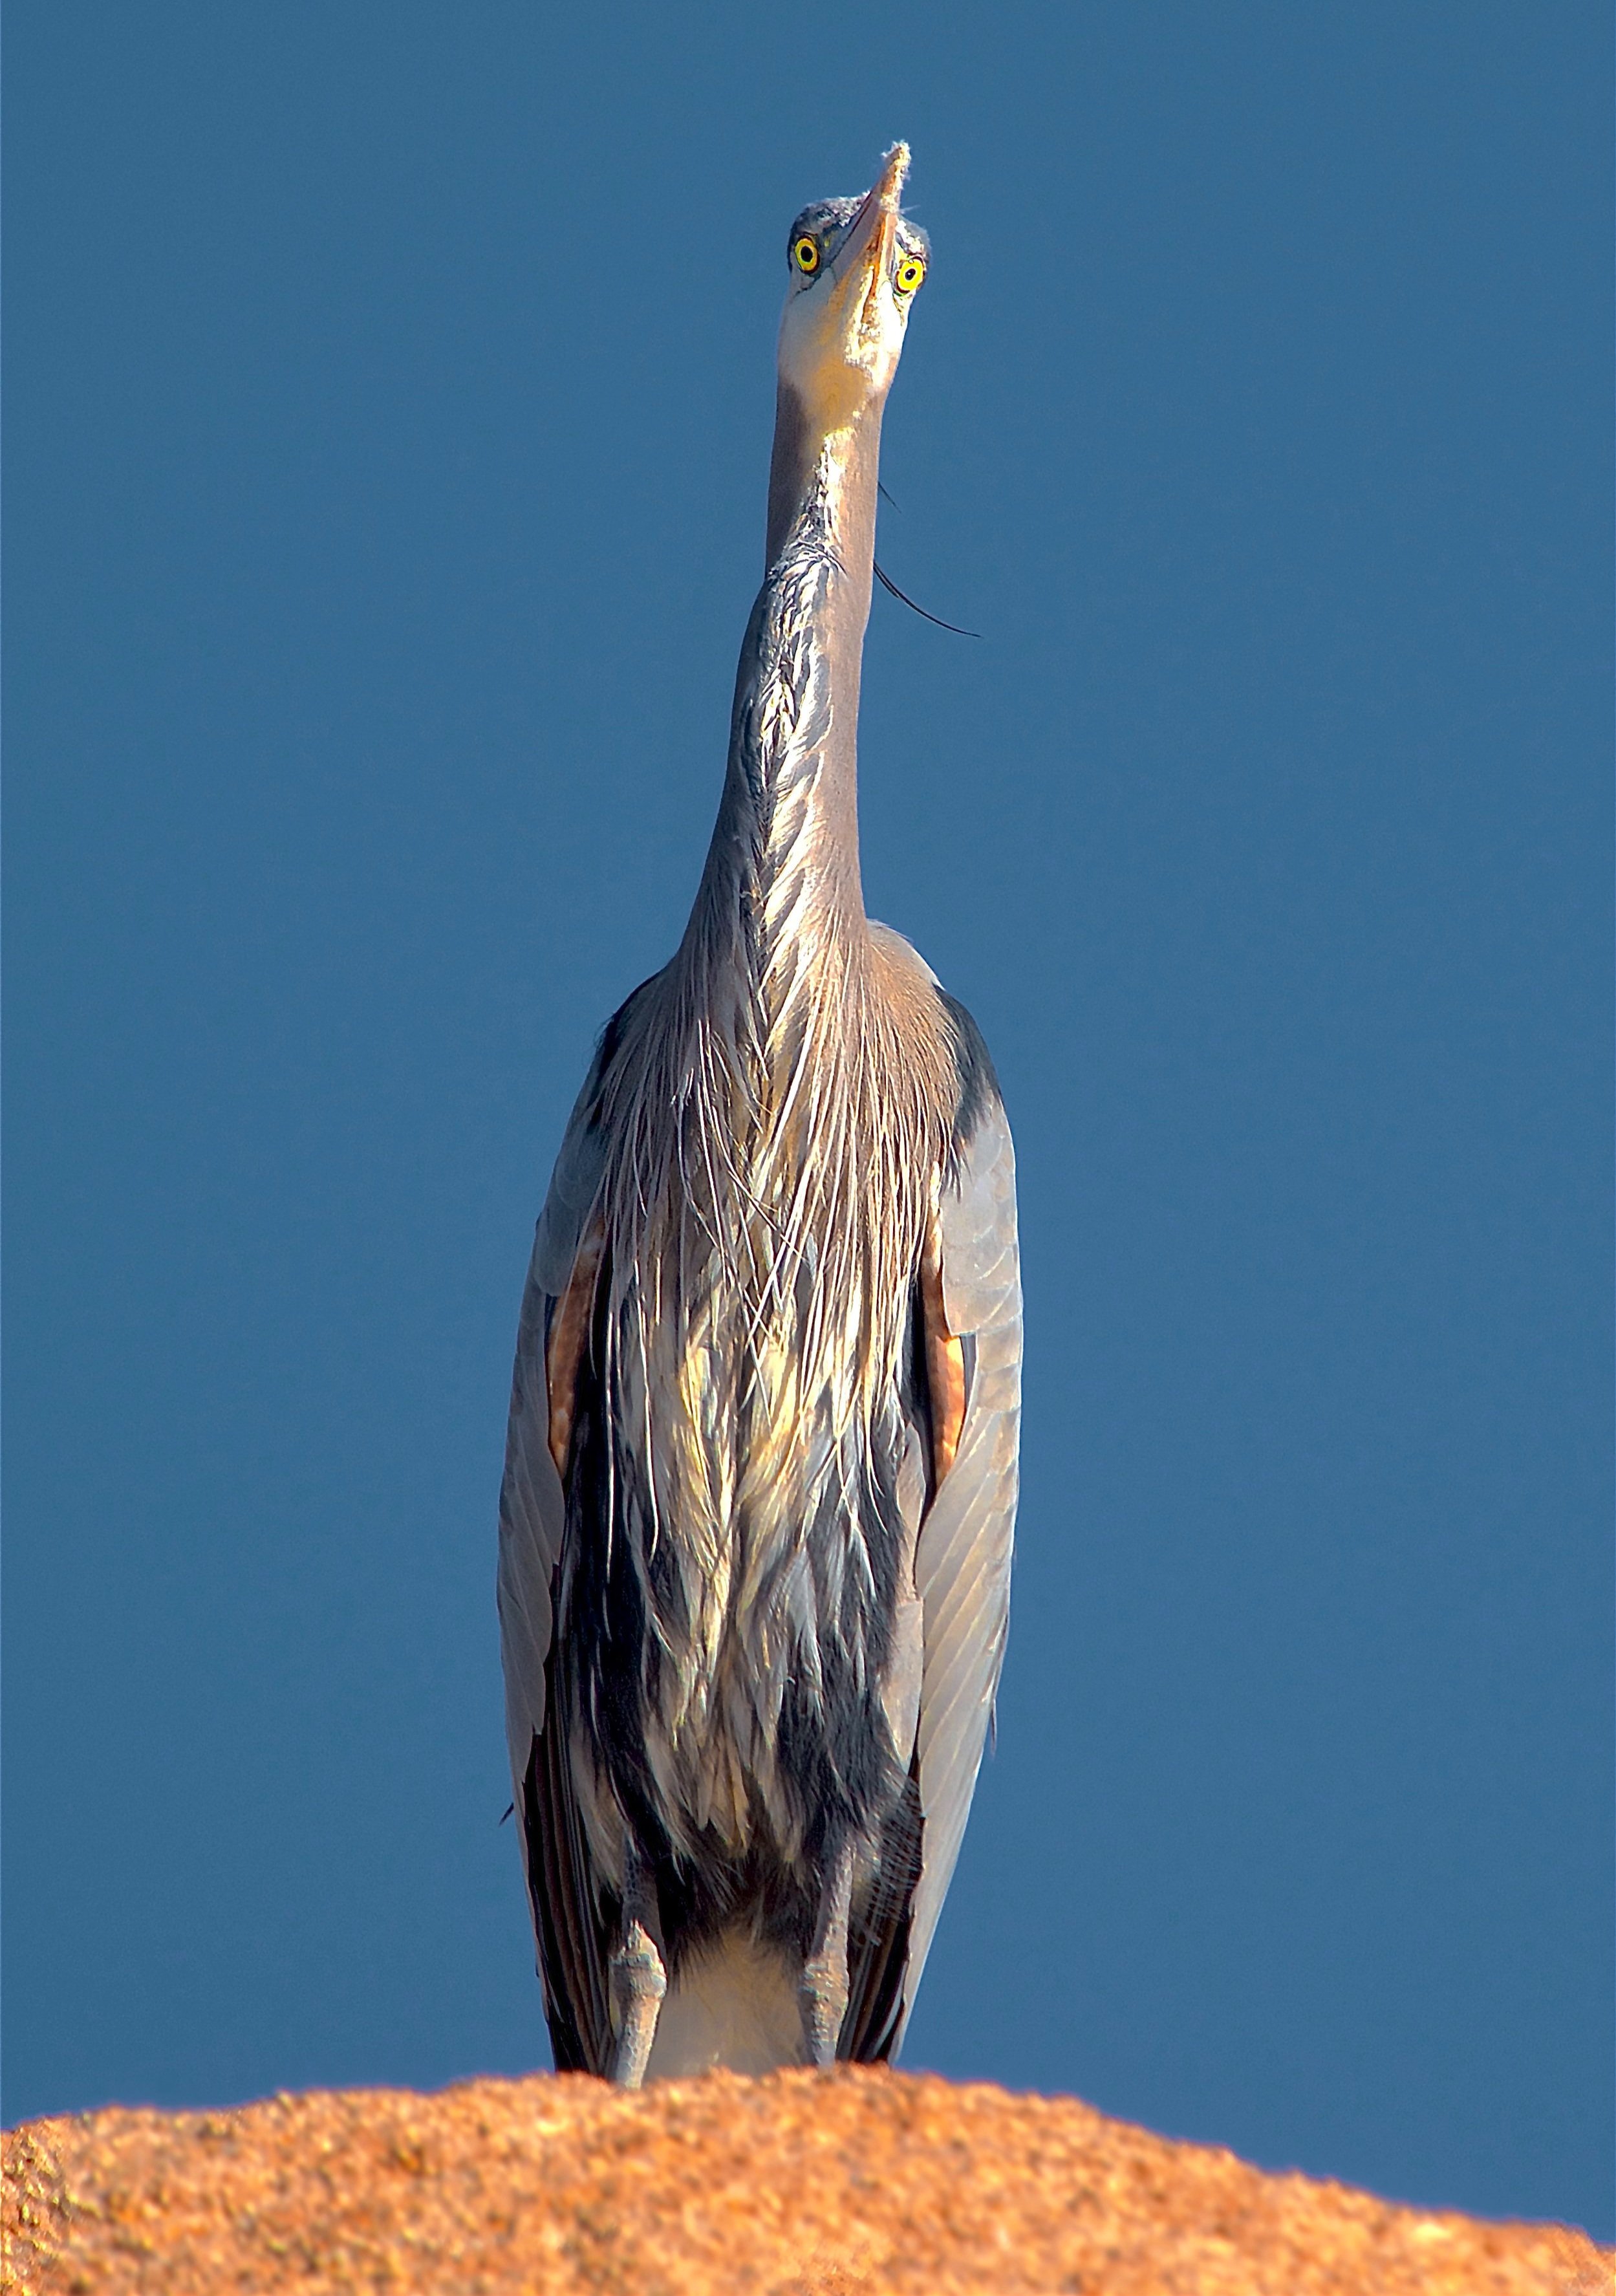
[499,146,1020,2083]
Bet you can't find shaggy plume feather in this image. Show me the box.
[581,513,956,1863]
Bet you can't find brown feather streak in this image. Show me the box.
[919,1217,965,1488]
[546,1223,605,1477]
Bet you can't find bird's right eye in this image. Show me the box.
[792,235,821,276]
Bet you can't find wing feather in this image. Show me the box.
[497,1017,629,2072]
[497,1043,613,1764]
[900,1092,1021,2044]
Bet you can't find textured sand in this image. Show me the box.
[4,2068,1608,2294]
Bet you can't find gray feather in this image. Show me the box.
[903,1098,1022,2039]
[497,1047,613,1773]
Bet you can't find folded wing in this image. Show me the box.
[497,1017,625,2074]
[902,1085,1022,2044]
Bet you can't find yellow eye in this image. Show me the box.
[895,254,926,294]
[792,235,821,276]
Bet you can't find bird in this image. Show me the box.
[498,142,1020,2085]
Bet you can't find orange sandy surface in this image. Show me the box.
[4,2067,1608,2294]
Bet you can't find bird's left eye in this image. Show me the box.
[894,254,926,294]
[792,235,821,276]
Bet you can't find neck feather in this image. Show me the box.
[685,388,884,1008]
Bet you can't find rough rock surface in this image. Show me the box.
[3,2068,1607,2295]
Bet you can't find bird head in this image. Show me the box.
[777,144,929,432]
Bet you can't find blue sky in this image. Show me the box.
[6,0,1611,2240]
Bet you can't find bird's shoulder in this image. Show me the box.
[866,922,1006,1151]
[526,970,663,1295]
[588,968,666,1098]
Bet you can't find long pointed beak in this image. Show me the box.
[828,142,910,323]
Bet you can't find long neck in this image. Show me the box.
[684,385,885,986]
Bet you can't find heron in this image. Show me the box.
[498,143,1021,2085]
